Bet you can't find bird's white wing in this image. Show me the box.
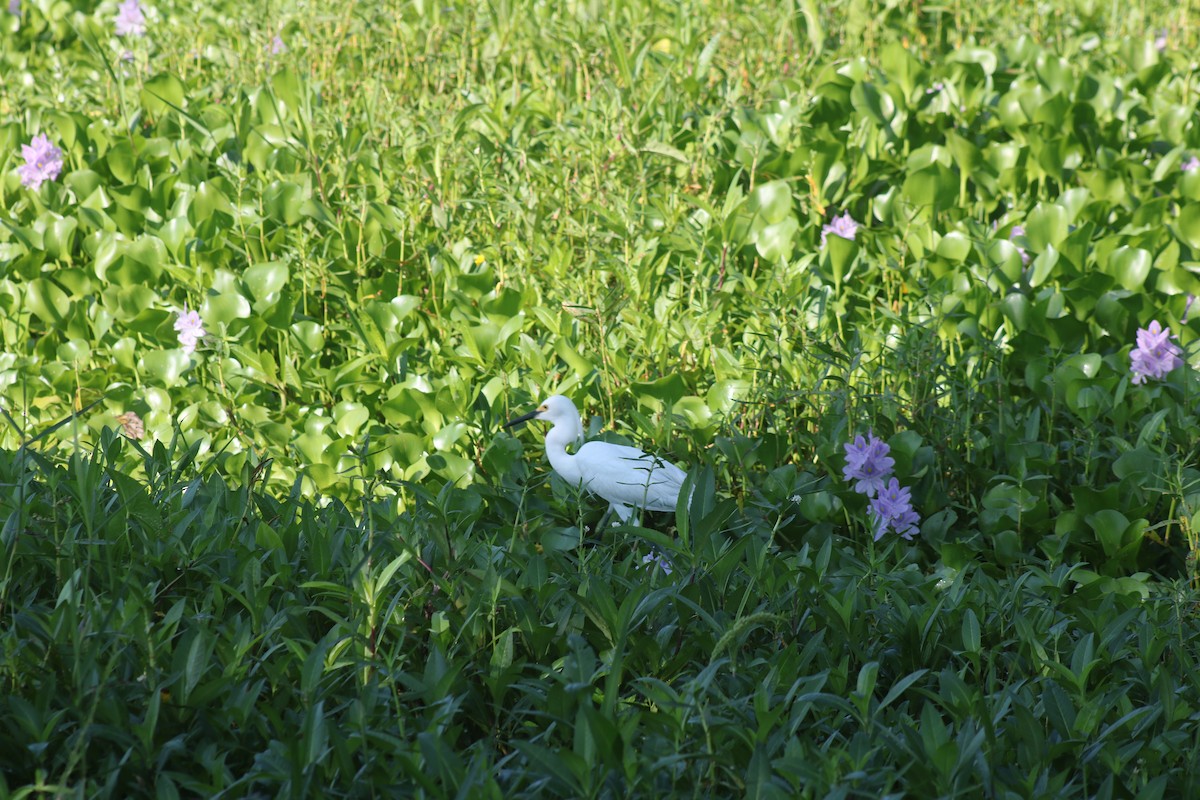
[574,441,686,513]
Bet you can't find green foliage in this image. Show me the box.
[2,440,1199,796]
[4,0,1200,796]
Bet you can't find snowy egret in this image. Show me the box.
[504,395,687,523]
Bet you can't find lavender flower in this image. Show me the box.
[115,0,146,37]
[1183,156,1200,173]
[18,134,64,189]
[1130,320,1183,384]
[869,478,921,541]
[842,432,894,498]
[174,306,206,354]
[271,35,287,55]
[1010,224,1031,266]
[821,212,859,248]
[641,550,673,575]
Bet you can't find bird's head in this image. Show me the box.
[503,394,580,430]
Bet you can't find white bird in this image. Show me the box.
[504,395,687,523]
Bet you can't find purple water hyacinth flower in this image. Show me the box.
[115,0,146,37]
[843,432,894,498]
[1154,30,1168,52]
[870,478,921,541]
[1129,320,1182,385]
[271,35,287,54]
[821,212,859,248]
[1183,156,1200,173]
[1010,225,1031,266]
[8,0,19,16]
[1183,295,1196,325]
[18,134,64,189]
[174,306,206,354]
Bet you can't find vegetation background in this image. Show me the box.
[2,0,1200,796]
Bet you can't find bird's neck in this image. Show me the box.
[544,425,584,485]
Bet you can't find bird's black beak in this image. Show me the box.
[503,408,540,429]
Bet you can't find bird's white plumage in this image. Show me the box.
[506,395,686,522]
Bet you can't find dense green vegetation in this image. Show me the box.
[3,0,1200,796]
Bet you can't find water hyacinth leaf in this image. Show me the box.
[821,234,856,289]
[1001,294,1032,332]
[633,373,687,407]
[935,232,971,263]
[706,380,749,412]
[879,42,924,101]
[125,235,167,273]
[243,261,289,306]
[26,278,71,328]
[1025,204,1069,249]
[985,240,1024,286]
[43,216,77,260]
[106,140,137,184]
[746,180,792,226]
[63,169,103,202]
[902,164,957,212]
[57,339,91,363]
[1106,246,1152,291]
[158,217,194,257]
[265,181,306,225]
[553,339,593,377]
[111,288,162,326]
[672,396,712,428]
[482,435,522,477]
[852,81,898,134]
[463,322,500,363]
[111,337,137,369]
[755,216,798,263]
[1028,245,1059,287]
[270,68,306,116]
[140,351,192,387]
[202,291,251,325]
[1085,509,1135,558]
[1177,204,1200,249]
[191,182,234,222]
[1181,171,1200,201]
[141,73,186,118]
[332,402,370,437]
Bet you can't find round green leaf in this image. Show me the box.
[746,180,793,225]
[902,164,957,211]
[244,261,290,304]
[1177,204,1200,249]
[140,350,193,387]
[1106,246,1152,291]
[202,292,251,325]
[26,278,71,328]
[935,231,971,263]
[1025,203,1069,250]
[333,402,370,437]
[141,73,185,117]
[755,217,798,263]
[265,181,306,225]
